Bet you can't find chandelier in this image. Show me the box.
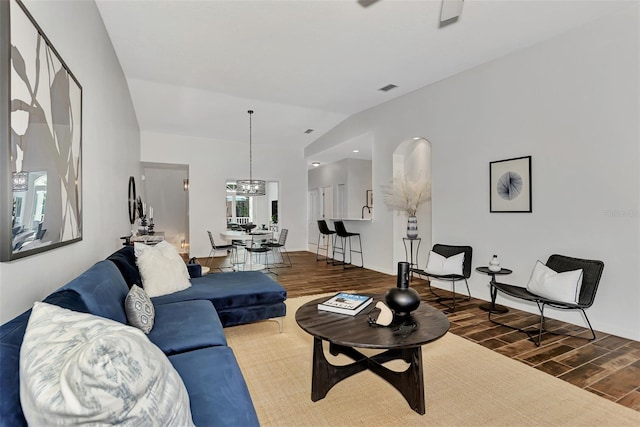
[12,171,29,192]
[236,110,266,196]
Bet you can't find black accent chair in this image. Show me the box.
[207,231,236,272]
[316,220,336,263]
[489,254,604,347]
[332,220,364,268]
[410,244,472,312]
[265,228,291,267]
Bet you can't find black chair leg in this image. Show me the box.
[539,304,597,342]
[344,236,350,269]
[316,232,326,262]
[272,246,291,267]
[428,278,471,313]
[581,309,597,341]
[489,310,544,347]
[317,233,334,264]
[333,235,363,269]
[332,236,346,266]
[489,302,597,347]
[351,235,364,268]
[326,234,333,264]
[263,250,277,276]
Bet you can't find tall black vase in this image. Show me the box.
[385,262,420,318]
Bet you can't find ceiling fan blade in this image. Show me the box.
[440,0,464,24]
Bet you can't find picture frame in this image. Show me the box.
[366,190,373,208]
[489,156,531,213]
[0,0,83,261]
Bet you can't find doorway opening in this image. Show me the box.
[141,162,189,256]
[391,138,432,269]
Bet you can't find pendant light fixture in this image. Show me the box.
[236,110,266,196]
[12,171,29,192]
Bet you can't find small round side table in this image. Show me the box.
[475,266,512,314]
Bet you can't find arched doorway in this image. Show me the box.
[391,138,432,269]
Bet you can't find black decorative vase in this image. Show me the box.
[385,262,420,318]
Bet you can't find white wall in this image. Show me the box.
[347,159,372,219]
[306,6,640,340]
[140,131,307,257]
[308,158,372,219]
[308,160,348,193]
[0,0,140,323]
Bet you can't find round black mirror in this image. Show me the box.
[128,176,136,224]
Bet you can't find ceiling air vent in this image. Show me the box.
[378,84,398,92]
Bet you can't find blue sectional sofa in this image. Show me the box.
[0,246,287,426]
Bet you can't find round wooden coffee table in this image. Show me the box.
[295,294,450,415]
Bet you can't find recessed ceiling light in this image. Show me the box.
[312,162,320,167]
[378,84,398,92]
[304,129,314,134]
[352,149,359,153]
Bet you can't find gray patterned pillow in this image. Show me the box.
[20,302,194,426]
[125,284,155,334]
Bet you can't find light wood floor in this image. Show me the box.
[201,250,640,412]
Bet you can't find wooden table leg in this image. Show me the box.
[310,339,426,415]
[368,347,425,415]
[310,338,367,401]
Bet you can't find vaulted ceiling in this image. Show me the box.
[96,0,630,150]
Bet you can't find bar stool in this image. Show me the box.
[316,220,336,263]
[332,220,363,268]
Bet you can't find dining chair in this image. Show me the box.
[206,231,236,272]
[265,229,291,267]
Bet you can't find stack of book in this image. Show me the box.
[317,292,373,316]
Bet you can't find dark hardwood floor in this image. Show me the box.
[202,251,640,412]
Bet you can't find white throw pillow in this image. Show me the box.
[20,302,194,426]
[135,240,191,297]
[526,260,584,304]
[425,251,464,276]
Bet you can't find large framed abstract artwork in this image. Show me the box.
[489,156,532,213]
[0,0,83,261]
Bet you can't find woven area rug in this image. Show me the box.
[225,294,640,426]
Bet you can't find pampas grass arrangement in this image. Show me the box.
[381,176,431,216]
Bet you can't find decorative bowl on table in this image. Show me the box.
[240,223,257,232]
